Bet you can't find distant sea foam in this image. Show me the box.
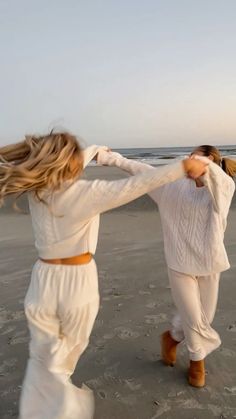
[90,145,236,166]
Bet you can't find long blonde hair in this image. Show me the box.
[195,145,236,178]
[0,132,83,206]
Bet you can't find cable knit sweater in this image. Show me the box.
[97,151,235,275]
[28,145,186,259]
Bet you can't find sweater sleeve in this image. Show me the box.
[97,150,162,204]
[76,160,185,219]
[202,161,235,223]
[82,145,109,169]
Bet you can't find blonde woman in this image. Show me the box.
[97,145,235,388]
[0,132,206,419]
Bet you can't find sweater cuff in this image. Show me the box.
[97,150,123,167]
[82,145,109,168]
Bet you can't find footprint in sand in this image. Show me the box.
[87,365,121,390]
[0,358,18,376]
[220,347,236,357]
[102,293,134,302]
[227,322,236,332]
[139,290,151,296]
[9,334,28,345]
[224,386,236,394]
[86,376,105,389]
[124,378,142,391]
[145,302,161,309]
[97,390,107,399]
[115,326,140,340]
[145,313,167,325]
[1,325,16,335]
[0,385,20,398]
[118,394,137,407]
[0,308,25,328]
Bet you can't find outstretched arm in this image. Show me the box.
[97,150,154,174]
[82,145,109,169]
[73,157,206,219]
[97,150,162,203]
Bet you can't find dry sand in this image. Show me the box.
[0,167,236,419]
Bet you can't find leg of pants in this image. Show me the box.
[168,268,221,361]
[19,259,100,419]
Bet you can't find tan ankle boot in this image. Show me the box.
[188,360,205,387]
[161,330,179,366]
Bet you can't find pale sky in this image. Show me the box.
[0,0,236,148]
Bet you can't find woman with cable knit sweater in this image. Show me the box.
[97,145,235,388]
[0,132,206,419]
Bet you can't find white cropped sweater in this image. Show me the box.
[97,151,235,275]
[28,145,186,259]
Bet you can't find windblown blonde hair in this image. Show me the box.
[0,132,83,207]
[195,145,236,178]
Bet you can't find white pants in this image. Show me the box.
[19,259,100,419]
[168,268,221,361]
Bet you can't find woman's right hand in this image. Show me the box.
[182,158,208,179]
[97,149,123,166]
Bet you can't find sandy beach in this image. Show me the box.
[0,166,236,419]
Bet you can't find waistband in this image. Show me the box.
[39,252,93,266]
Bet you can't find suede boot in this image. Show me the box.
[161,330,179,366]
[188,359,205,387]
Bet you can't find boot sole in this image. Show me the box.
[162,359,175,367]
[188,376,205,388]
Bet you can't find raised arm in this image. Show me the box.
[97,150,162,203]
[97,150,154,174]
[202,161,235,224]
[82,145,108,169]
[73,158,207,219]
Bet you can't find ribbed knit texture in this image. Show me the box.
[97,151,235,275]
[28,145,185,259]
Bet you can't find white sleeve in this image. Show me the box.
[82,145,108,169]
[77,160,185,218]
[202,161,235,221]
[97,150,154,174]
[97,150,162,204]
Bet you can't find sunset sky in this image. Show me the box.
[1,0,236,147]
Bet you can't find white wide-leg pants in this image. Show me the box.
[19,259,100,419]
[168,268,221,361]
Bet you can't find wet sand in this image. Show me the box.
[0,167,236,419]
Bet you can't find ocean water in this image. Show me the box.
[113,145,236,166]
